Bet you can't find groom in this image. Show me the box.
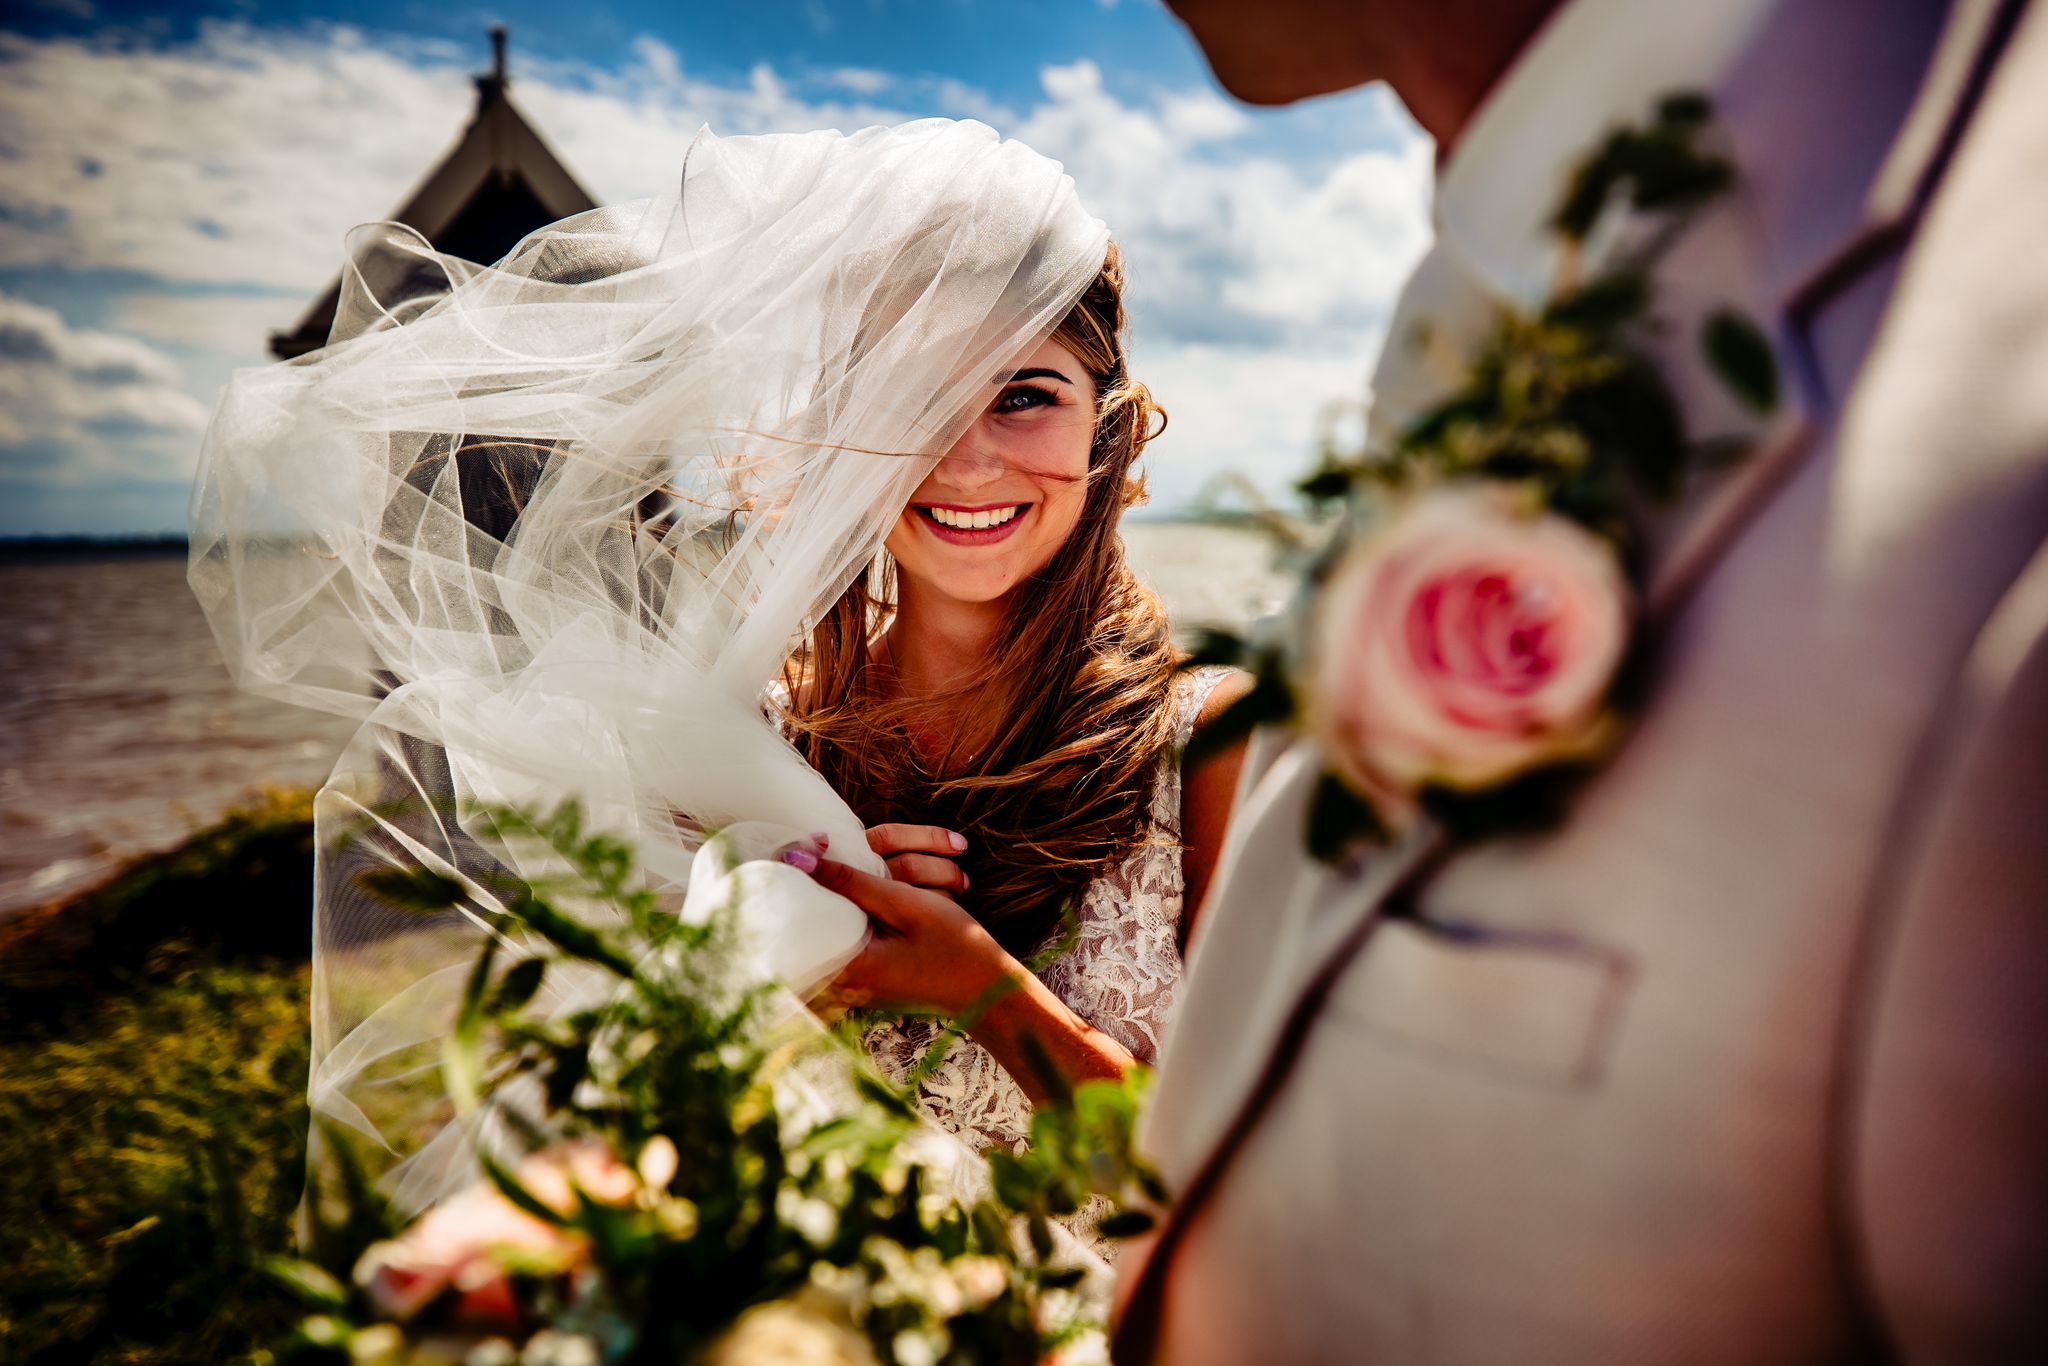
[1120,0,2048,1360]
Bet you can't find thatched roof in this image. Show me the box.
[270,29,598,359]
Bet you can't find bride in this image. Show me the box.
[188,117,1243,1223]
[776,241,1251,1167]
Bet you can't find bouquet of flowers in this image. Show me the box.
[267,804,1163,1366]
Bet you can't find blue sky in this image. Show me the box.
[0,0,1433,534]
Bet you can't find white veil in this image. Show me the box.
[187,119,1110,1216]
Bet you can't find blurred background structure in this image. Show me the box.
[270,29,598,360]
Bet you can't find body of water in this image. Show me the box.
[0,523,1294,919]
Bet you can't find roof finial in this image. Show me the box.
[490,26,509,86]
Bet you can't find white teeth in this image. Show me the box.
[928,505,1019,530]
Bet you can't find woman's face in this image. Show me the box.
[885,335,1100,606]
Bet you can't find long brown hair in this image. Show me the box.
[783,242,1179,956]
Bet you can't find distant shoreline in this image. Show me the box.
[0,535,189,563]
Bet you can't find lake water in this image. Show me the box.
[0,523,1293,918]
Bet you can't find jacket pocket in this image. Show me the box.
[1321,918,1635,1088]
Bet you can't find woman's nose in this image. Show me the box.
[939,425,1006,488]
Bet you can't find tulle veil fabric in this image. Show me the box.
[187,119,1110,1217]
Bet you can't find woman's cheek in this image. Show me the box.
[1025,482,1088,571]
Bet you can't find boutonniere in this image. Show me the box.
[1189,93,1782,860]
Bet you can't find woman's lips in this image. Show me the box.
[913,502,1031,547]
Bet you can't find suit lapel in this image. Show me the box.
[1134,0,2027,1330]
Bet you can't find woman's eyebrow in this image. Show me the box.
[1002,367,1073,385]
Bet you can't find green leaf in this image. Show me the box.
[1624,142,1733,214]
[1563,352,1686,502]
[988,1152,1037,1214]
[491,957,547,1014]
[1399,392,1501,455]
[1657,92,1713,127]
[1543,271,1650,334]
[1551,131,1628,241]
[354,866,466,913]
[542,1039,590,1112]
[1094,1210,1157,1239]
[261,1255,351,1312]
[505,892,639,980]
[1418,762,1600,842]
[1305,772,1387,863]
[1016,1030,1072,1111]
[479,1150,572,1228]
[443,934,498,1116]
[1295,464,1356,504]
[1701,309,1781,414]
[1178,627,1247,672]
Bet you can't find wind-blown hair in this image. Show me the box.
[784,242,1179,956]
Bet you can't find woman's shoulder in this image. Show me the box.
[1169,664,1254,751]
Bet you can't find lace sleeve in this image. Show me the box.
[1035,665,1230,1065]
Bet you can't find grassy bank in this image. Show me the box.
[0,790,318,1365]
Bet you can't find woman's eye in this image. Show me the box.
[993,385,1057,414]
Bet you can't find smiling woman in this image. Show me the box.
[780,242,1251,1233]
[889,344,1101,602]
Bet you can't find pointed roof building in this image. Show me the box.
[270,28,599,359]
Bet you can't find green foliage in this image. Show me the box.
[0,786,316,1035]
[0,789,338,1362]
[1303,89,1775,539]
[0,954,312,1365]
[1549,93,1733,241]
[1702,308,1782,414]
[1306,772,1388,864]
[276,801,1166,1365]
[1214,92,1784,862]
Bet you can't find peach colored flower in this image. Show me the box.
[1310,484,1631,822]
[354,1139,640,1328]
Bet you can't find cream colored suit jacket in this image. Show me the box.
[1124,1,2048,1360]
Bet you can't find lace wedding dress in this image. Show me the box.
[859,664,1231,1254]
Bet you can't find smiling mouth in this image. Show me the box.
[913,502,1031,545]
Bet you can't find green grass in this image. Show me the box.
[0,789,322,1365]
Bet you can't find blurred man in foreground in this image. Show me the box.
[1120,0,2048,1359]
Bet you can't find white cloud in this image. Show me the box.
[826,66,893,96]
[1158,88,1250,144]
[1131,339,1381,510]
[1012,60,1434,354]
[0,24,1434,522]
[0,294,211,485]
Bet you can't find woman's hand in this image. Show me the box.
[785,847,1135,1104]
[786,847,1009,1016]
[863,823,972,896]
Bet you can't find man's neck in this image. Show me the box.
[1395,0,1565,156]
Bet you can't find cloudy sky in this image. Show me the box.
[0,0,1433,536]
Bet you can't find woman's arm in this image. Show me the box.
[1177,669,1255,957]
[791,850,1134,1102]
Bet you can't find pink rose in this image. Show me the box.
[1310,484,1631,821]
[354,1139,640,1327]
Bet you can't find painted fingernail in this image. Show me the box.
[810,832,830,850]
[960,871,971,890]
[782,846,819,873]
[948,831,969,852]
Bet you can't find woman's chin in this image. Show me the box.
[918,564,1025,605]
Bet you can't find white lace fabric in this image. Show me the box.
[858,666,1230,1252]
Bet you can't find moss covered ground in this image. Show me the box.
[0,790,319,1364]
